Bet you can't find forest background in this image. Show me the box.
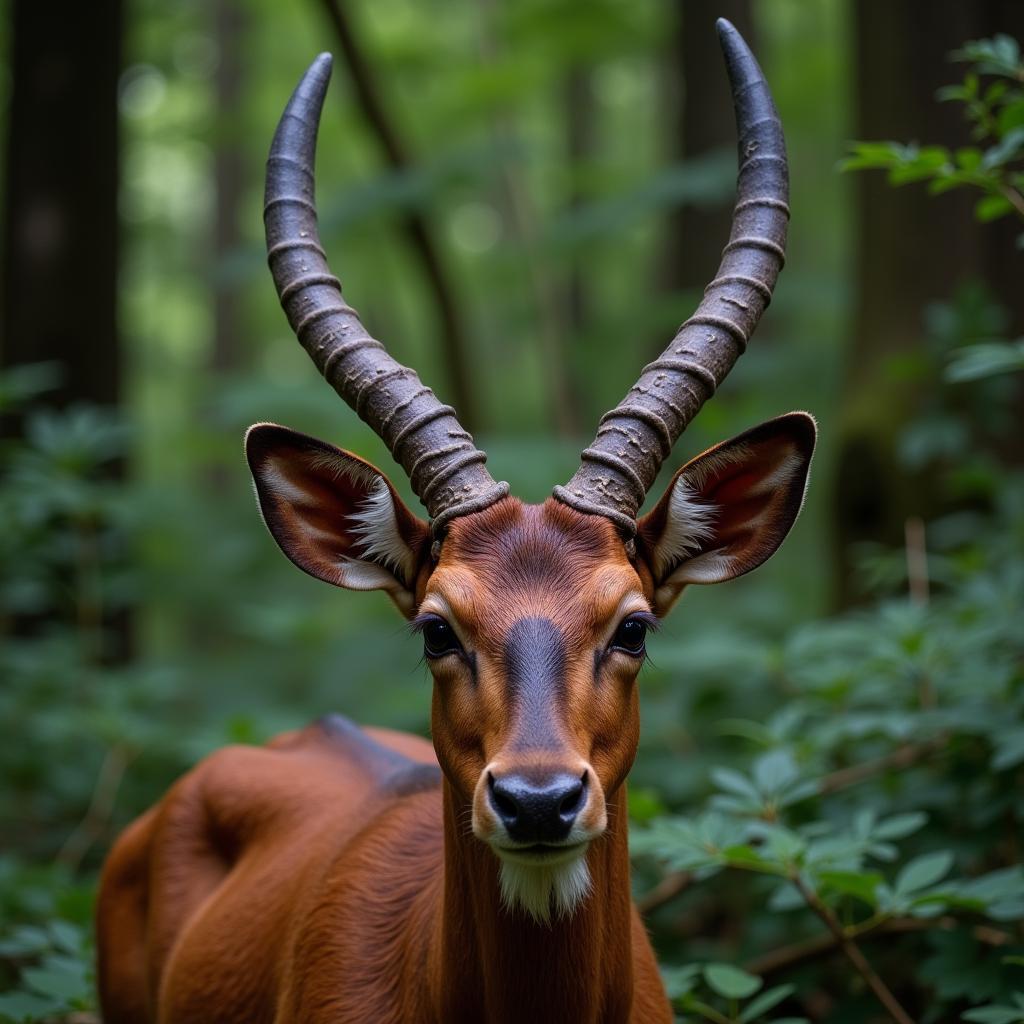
[1,0,1023,1021]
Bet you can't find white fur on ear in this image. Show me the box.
[300,448,415,585]
[348,478,416,584]
[653,478,718,578]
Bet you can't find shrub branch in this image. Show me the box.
[789,872,915,1024]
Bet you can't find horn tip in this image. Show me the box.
[715,17,751,62]
[305,52,334,84]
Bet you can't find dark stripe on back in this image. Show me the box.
[503,617,566,752]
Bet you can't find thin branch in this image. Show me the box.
[904,516,930,609]
[316,0,478,431]
[55,744,133,873]
[790,873,915,1024]
[746,914,1013,978]
[816,735,947,796]
[637,870,693,914]
[687,998,735,1024]
[999,183,1024,220]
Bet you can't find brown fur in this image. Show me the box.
[98,502,671,1023]
[99,415,814,1022]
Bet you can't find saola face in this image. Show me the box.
[247,413,815,922]
[421,501,645,920]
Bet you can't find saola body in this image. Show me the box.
[98,20,815,1023]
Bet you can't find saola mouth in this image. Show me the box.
[494,841,589,867]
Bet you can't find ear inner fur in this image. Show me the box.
[637,412,816,595]
[245,423,429,609]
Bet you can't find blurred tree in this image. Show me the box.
[318,0,479,431]
[0,0,130,658]
[836,0,1024,604]
[476,0,580,436]
[0,0,122,415]
[563,64,595,348]
[211,0,248,374]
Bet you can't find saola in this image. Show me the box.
[97,19,815,1023]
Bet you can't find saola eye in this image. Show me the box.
[421,617,462,659]
[609,615,650,656]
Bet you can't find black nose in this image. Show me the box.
[488,771,587,843]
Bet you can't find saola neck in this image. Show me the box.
[432,780,635,1024]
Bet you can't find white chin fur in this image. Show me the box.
[497,851,591,924]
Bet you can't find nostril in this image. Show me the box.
[488,774,519,823]
[558,774,586,819]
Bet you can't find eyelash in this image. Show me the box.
[410,613,463,659]
[607,612,659,657]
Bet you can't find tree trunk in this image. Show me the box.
[318,0,480,432]
[836,0,1024,604]
[560,64,593,429]
[1,0,122,410]
[1,0,127,659]
[211,0,247,374]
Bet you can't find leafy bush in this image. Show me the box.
[630,280,1024,1020]
[842,35,1024,240]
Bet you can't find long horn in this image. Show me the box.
[264,54,508,536]
[553,19,788,537]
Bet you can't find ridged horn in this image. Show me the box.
[553,19,789,537]
[264,53,508,536]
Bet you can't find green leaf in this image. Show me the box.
[22,954,90,1003]
[627,787,666,824]
[753,749,799,794]
[839,141,905,171]
[937,84,970,104]
[703,963,763,1000]
[710,767,761,803]
[992,727,1024,770]
[0,990,63,1023]
[739,984,796,1022]
[975,194,1014,222]
[873,812,928,840]
[998,99,1024,135]
[721,844,773,869]
[817,870,882,906]
[895,851,954,895]
[0,926,50,958]
[661,964,701,1000]
[955,147,983,170]
[46,920,84,956]
[947,340,1024,382]
[962,1006,1024,1024]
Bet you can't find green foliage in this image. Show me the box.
[842,34,1024,245]
[947,338,1024,382]
[664,962,804,1024]
[631,281,1024,1018]
[963,993,1024,1024]
[0,860,95,1023]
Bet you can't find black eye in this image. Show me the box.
[422,618,461,659]
[610,616,648,656]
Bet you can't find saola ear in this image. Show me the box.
[637,412,816,616]
[245,424,431,615]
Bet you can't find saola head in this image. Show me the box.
[245,20,815,924]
